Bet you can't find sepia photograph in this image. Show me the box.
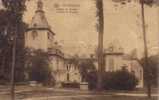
[0,0,158,100]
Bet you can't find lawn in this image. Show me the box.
[48,96,158,100]
[0,92,158,100]
[0,86,158,100]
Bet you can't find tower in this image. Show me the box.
[25,0,54,51]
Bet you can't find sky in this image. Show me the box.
[24,0,159,58]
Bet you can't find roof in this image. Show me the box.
[30,12,49,29]
[104,41,124,55]
[28,0,54,35]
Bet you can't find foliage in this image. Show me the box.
[112,0,158,6]
[83,68,138,90]
[78,59,96,82]
[78,58,97,90]
[103,70,138,90]
[140,55,159,87]
[87,71,97,90]
[0,0,27,82]
[62,82,80,88]
[26,49,55,86]
[111,0,157,98]
[2,0,26,23]
[68,54,79,69]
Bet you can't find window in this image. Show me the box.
[41,15,45,20]
[31,30,38,39]
[56,57,59,70]
[48,33,50,39]
[33,23,37,27]
[109,46,114,52]
[48,32,54,40]
[140,70,142,80]
[109,58,114,71]
[122,66,127,70]
[48,32,51,39]
[131,70,135,75]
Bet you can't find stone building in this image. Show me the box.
[25,0,54,51]
[25,0,82,86]
[103,43,144,88]
[65,57,81,83]
[25,0,68,85]
[48,48,67,85]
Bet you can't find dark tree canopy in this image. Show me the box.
[112,0,159,6]
[2,0,26,23]
[0,0,27,82]
[140,54,159,87]
[79,59,96,82]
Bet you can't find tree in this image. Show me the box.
[70,54,80,69]
[0,10,12,82]
[139,0,157,98]
[140,54,159,87]
[95,0,104,90]
[78,59,97,90]
[1,0,27,100]
[0,10,27,82]
[111,0,158,98]
[78,59,96,82]
[87,70,97,90]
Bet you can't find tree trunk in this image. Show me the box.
[140,0,151,98]
[10,26,17,100]
[1,55,5,75]
[96,0,104,90]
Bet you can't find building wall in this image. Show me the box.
[130,60,144,88]
[49,55,67,83]
[25,30,48,51]
[25,28,81,85]
[68,63,81,83]
[105,54,123,72]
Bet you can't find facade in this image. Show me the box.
[25,0,66,85]
[25,0,54,51]
[25,0,81,85]
[48,48,67,85]
[65,58,81,83]
[104,45,124,72]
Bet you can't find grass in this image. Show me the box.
[0,86,158,100]
[55,96,158,100]
[1,91,158,100]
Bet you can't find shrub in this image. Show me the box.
[103,70,138,90]
[86,69,138,90]
[62,82,80,88]
[102,72,114,89]
[87,71,97,90]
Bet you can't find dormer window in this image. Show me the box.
[122,65,128,71]
[109,58,114,71]
[32,30,38,39]
[48,32,54,40]
[33,23,37,27]
[109,46,114,52]
[41,15,45,20]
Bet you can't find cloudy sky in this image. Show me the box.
[24,0,159,58]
